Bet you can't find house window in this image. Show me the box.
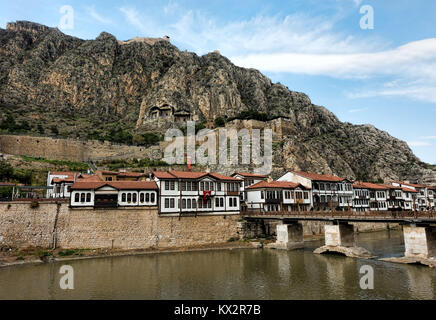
[170,181,175,190]
[165,181,169,190]
[146,193,150,202]
[132,193,137,203]
[261,191,264,199]
[182,199,186,209]
[217,183,221,191]
[106,177,112,181]
[170,198,175,208]
[86,193,91,202]
[122,193,126,202]
[80,193,85,203]
[75,193,79,202]
[151,193,155,203]
[181,181,186,191]
[127,193,132,203]
[165,198,169,208]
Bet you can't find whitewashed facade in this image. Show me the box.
[70,181,158,208]
[153,171,242,215]
[231,172,267,203]
[278,171,353,210]
[245,181,311,212]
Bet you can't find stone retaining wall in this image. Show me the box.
[0,202,240,250]
[0,134,161,162]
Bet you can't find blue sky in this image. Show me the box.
[1,0,435,163]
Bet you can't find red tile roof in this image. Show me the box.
[71,181,158,190]
[247,181,309,190]
[294,171,345,182]
[353,181,388,190]
[170,170,208,179]
[392,181,427,188]
[153,170,242,181]
[208,172,242,181]
[379,184,401,190]
[401,187,418,193]
[153,171,178,179]
[50,171,76,179]
[77,174,102,182]
[379,184,419,193]
[52,178,74,183]
[232,172,267,178]
[99,170,119,175]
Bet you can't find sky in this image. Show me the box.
[1,0,435,164]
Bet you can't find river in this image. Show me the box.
[0,230,435,299]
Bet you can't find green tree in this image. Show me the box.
[214,117,225,127]
[37,124,45,134]
[132,134,145,145]
[50,125,59,135]
[0,160,13,181]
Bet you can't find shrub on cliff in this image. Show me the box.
[0,160,13,181]
[214,117,225,127]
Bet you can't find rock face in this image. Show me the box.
[313,245,376,259]
[0,21,435,183]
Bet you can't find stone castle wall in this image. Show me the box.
[0,134,162,162]
[0,202,240,250]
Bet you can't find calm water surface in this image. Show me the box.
[0,230,435,299]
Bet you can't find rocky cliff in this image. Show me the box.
[0,21,435,183]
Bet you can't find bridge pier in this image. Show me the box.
[325,223,354,247]
[267,222,304,250]
[403,225,436,259]
[314,222,375,258]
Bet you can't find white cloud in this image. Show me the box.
[348,107,368,113]
[407,141,432,147]
[353,0,363,6]
[421,136,436,140]
[231,39,436,78]
[118,6,436,103]
[86,6,112,24]
[120,7,146,33]
[164,1,180,15]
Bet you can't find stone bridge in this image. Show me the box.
[242,210,436,266]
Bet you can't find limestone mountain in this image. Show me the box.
[0,21,435,184]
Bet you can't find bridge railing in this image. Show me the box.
[241,209,435,219]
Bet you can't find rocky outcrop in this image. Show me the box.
[0,21,435,183]
[314,245,376,259]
